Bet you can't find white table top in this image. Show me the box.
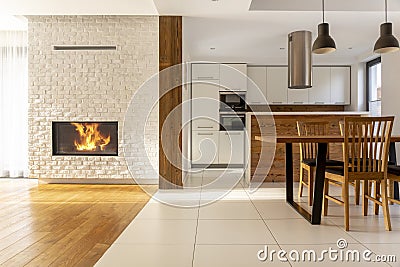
[247,111,370,116]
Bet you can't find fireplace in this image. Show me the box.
[52,122,118,156]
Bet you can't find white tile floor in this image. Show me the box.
[96,169,400,267]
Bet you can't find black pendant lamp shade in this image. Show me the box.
[312,0,336,54]
[312,23,336,54]
[374,0,399,54]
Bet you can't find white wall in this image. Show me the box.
[28,16,159,184]
[382,53,400,118]
[382,52,400,163]
[382,52,400,128]
[345,63,366,111]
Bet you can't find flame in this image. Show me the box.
[71,123,111,151]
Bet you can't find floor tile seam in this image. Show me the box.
[197,218,265,220]
[192,190,201,267]
[244,186,284,253]
[194,243,281,246]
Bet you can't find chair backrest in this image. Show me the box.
[339,120,344,136]
[297,121,329,160]
[343,116,394,176]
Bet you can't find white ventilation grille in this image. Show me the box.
[53,45,117,51]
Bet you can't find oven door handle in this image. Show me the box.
[219,111,246,115]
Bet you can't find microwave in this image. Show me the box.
[219,91,246,112]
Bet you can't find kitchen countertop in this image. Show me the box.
[246,111,370,116]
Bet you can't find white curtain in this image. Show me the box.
[0,30,28,177]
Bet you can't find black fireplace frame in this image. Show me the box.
[52,121,119,156]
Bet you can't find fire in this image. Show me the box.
[71,123,111,151]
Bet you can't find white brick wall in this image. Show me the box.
[28,15,159,183]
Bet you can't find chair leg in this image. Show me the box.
[374,181,381,215]
[362,180,369,216]
[381,180,392,231]
[388,179,394,205]
[354,181,360,205]
[298,167,304,198]
[323,179,329,216]
[343,181,350,231]
[368,181,373,197]
[308,168,314,206]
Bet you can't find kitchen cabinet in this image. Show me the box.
[218,131,244,164]
[192,63,220,80]
[192,131,219,165]
[288,89,309,104]
[266,67,288,104]
[331,67,351,105]
[309,67,331,104]
[247,67,268,105]
[220,63,247,91]
[191,83,220,131]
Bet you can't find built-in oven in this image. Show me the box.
[219,91,246,112]
[220,112,246,131]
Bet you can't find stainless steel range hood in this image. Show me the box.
[288,30,312,89]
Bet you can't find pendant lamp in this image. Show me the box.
[312,0,336,54]
[374,0,399,54]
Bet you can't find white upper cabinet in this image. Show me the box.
[287,89,309,104]
[220,63,247,91]
[266,67,288,104]
[309,67,331,104]
[247,67,268,105]
[331,67,351,105]
[192,63,220,81]
[191,83,220,131]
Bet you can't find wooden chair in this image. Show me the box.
[387,166,400,205]
[339,121,361,205]
[297,121,343,206]
[323,116,394,231]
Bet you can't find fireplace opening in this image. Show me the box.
[52,122,118,156]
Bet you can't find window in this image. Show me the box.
[366,57,382,116]
[0,30,28,177]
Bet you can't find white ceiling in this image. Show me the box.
[2,0,399,64]
[250,0,400,12]
[0,0,158,15]
[175,0,400,64]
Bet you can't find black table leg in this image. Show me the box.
[286,143,293,202]
[311,143,327,225]
[389,142,400,200]
[285,143,312,222]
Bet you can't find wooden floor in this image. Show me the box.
[0,179,155,267]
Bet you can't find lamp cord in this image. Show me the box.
[385,0,388,23]
[322,0,325,23]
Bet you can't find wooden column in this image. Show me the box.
[159,16,183,189]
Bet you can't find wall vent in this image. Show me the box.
[53,45,117,51]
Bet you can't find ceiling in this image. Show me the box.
[2,0,400,64]
[177,0,400,64]
[250,0,400,12]
[0,0,158,15]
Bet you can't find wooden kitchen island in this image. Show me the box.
[244,111,369,184]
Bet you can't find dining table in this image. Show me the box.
[255,135,400,225]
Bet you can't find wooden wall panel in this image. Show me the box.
[159,16,183,189]
[250,114,362,182]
